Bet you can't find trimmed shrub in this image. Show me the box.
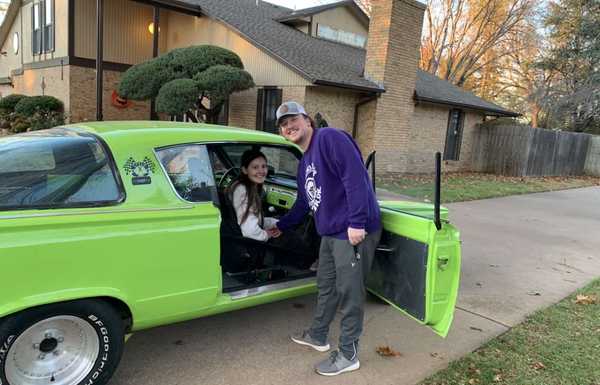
[0,94,28,113]
[0,95,66,132]
[15,95,64,116]
[118,54,177,100]
[156,78,200,116]
[169,45,244,78]
[193,65,254,105]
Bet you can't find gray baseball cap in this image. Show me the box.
[276,101,307,126]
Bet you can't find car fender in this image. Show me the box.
[0,287,133,321]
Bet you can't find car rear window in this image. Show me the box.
[0,129,124,210]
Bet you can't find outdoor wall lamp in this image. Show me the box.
[148,22,160,34]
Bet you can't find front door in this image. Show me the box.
[367,201,461,337]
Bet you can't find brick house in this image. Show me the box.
[0,0,517,173]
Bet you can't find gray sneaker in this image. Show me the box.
[290,330,330,352]
[315,350,360,376]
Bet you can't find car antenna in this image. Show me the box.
[434,152,442,230]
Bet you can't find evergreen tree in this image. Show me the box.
[539,0,600,133]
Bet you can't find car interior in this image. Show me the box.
[207,143,321,293]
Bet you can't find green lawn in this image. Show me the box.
[420,279,600,385]
[378,173,600,203]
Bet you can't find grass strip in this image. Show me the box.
[378,173,600,203]
[420,279,600,385]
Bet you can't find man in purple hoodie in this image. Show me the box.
[272,101,382,376]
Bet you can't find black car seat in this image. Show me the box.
[218,190,270,274]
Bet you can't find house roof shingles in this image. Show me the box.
[105,0,520,116]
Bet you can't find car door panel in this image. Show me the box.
[367,203,461,337]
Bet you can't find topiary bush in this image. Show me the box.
[118,45,254,123]
[156,78,200,116]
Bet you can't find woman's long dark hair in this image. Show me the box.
[228,149,267,225]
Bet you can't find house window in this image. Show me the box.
[32,2,41,54]
[256,88,282,133]
[43,0,54,52]
[216,99,229,126]
[443,109,464,161]
[317,24,366,48]
[32,0,54,55]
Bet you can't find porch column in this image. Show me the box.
[96,0,104,121]
[150,6,160,120]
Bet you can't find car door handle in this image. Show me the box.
[437,256,449,270]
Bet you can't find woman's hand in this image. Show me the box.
[267,227,282,238]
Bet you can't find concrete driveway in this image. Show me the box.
[110,187,600,385]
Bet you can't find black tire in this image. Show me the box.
[0,299,125,385]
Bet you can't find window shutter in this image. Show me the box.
[256,88,264,130]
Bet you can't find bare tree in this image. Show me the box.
[490,24,555,127]
[420,0,535,87]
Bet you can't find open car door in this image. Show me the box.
[365,153,461,337]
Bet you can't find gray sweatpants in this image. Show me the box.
[308,228,382,360]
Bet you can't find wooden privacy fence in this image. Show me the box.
[584,136,600,176]
[472,123,592,177]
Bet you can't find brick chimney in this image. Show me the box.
[358,0,425,173]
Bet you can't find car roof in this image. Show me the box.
[63,121,292,148]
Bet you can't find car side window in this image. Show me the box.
[156,144,216,202]
[0,130,123,210]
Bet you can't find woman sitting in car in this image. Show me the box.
[228,149,279,241]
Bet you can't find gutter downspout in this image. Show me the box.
[96,0,104,121]
[352,94,378,138]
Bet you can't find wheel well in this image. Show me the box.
[97,296,133,332]
[0,297,134,332]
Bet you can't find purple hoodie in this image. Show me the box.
[277,127,381,239]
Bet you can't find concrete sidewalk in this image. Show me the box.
[111,187,600,385]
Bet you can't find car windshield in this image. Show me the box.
[0,129,122,210]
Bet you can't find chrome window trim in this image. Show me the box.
[0,206,195,220]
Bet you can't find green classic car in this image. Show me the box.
[0,121,461,385]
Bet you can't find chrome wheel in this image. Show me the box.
[5,315,99,385]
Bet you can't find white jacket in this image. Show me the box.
[232,185,277,241]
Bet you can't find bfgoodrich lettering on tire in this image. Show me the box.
[0,300,125,385]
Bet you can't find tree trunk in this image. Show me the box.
[529,102,540,128]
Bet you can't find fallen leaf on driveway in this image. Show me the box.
[430,352,444,359]
[376,345,402,357]
[470,326,483,332]
[575,294,597,305]
[531,362,546,370]
[527,291,541,296]
[476,282,483,287]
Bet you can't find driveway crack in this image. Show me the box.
[455,306,511,329]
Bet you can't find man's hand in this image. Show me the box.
[348,227,366,245]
